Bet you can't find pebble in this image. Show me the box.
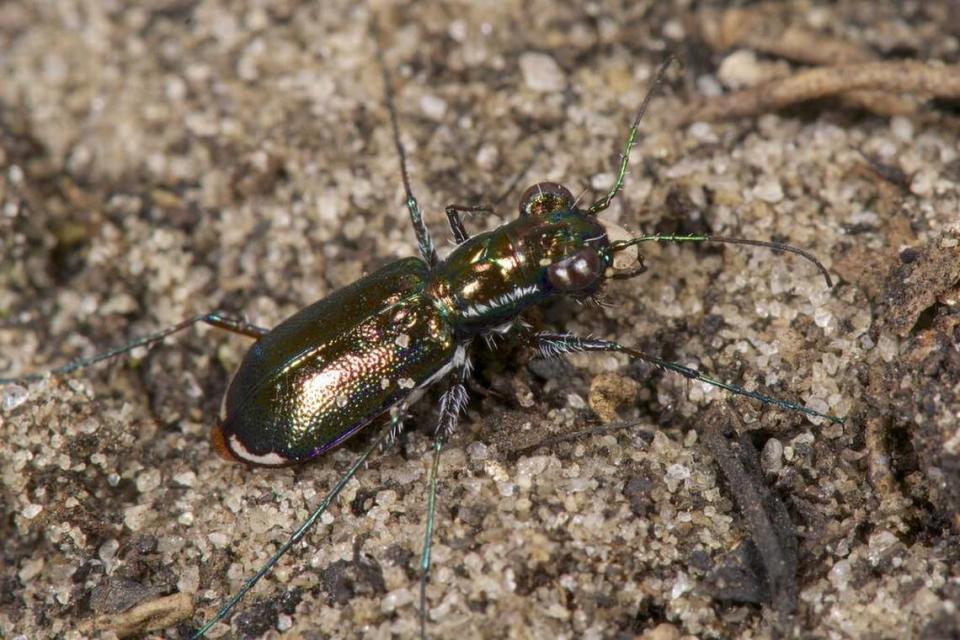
[753,177,785,203]
[519,52,565,92]
[420,94,447,120]
[3,385,28,412]
[717,49,762,88]
[761,438,784,475]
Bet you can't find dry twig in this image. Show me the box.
[680,61,960,123]
[700,7,876,66]
[79,592,194,638]
[701,404,799,620]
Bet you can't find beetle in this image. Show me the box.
[0,55,841,637]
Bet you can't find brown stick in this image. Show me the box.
[680,61,960,123]
[700,8,877,66]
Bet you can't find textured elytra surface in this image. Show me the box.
[1,1,958,639]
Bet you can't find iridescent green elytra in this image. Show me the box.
[213,183,621,465]
[213,257,453,464]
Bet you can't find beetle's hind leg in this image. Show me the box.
[529,331,844,424]
[418,374,469,638]
[0,312,268,384]
[202,312,269,339]
[190,414,397,638]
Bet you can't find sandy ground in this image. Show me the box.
[1,1,958,639]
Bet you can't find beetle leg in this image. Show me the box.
[377,41,438,266]
[381,399,417,451]
[528,332,844,424]
[418,375,468,638]
[0,312,268,384]
[444,204,494,244]
[202,312,269,339]
[442,136,548,245]
[442,141,549,245]
[608,257,647,280]
[191,415,397,639]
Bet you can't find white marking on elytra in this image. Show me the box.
[381,377,391,390]
[219,363,242,422]
[539,257,551,266]
[228,434,289,466]
[398,378,416,389]
[395,333,411,349]
[336,394,349,408]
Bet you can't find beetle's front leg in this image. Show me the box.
[527,332,843,423]
[444,204,496,244]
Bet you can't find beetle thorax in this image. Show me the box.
[428,209,611,337]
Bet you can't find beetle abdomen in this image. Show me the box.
[215,258,457,465]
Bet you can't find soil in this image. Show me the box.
[1,2,958,639]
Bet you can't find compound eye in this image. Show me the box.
[547,248,602,292]
[519,182,574,217]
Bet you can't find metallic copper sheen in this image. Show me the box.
[217,193,613,464]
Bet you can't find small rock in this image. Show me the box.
[3,384,29,412]
[589,372,641,422]
[420,94,447,120]
[753,177,784,203]
[890,115,914,141]
[641,623,681,640]
[718,50,762,88]
[519,52,565,92]
[761,438,784,475]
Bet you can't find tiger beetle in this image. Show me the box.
[1,53,843,638]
